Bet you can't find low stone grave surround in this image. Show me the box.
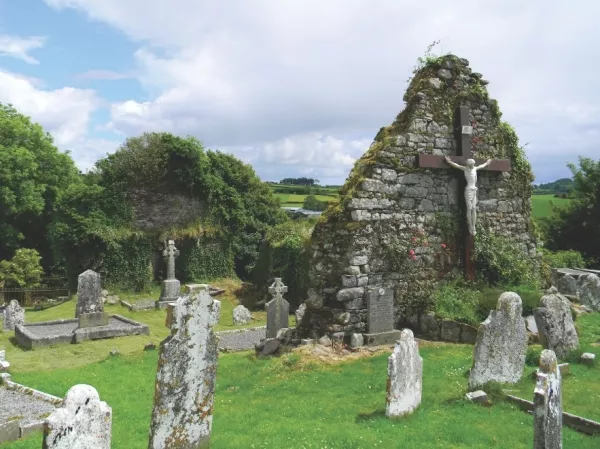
[14,315,149,349]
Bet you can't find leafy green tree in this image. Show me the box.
[0,248,44,288]
[303,194,328,211]
[0,103,80,270]
[542,157,600,265]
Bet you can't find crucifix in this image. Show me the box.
[418,106,511,280]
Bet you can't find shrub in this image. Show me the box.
[526,347,542,367]
[0,248,44,288]
[539,248,587,288]
[432,282,480,325]
[474,224,538,287]
[303,195,328,211]
[476,285,540,320]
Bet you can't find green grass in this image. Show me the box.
[0,278,282,372]
[531,194,571,219]
[274,193,338,207]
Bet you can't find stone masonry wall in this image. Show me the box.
[299,54,537,339]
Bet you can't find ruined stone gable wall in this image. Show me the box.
[300,55,537,339]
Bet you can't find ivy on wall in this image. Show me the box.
[175,236,234,283]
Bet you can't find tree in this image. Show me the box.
[303,194,328,211]
[0,248,44,288]
[0,103,80,270]
[542,157,600,266]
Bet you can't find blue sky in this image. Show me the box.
[0,0,599,185]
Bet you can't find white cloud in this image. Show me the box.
[0,35,46,64]
[74,69,134,81]
[0,70,111,169]
[44,0,600,183]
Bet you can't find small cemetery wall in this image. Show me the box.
[300,54,537,339]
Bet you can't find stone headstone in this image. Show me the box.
[533,287,579,359]
[533,350,562,449]
[3,300,24,331]
[43,384,112,449]
[364,287,401,346]
[266,278,289,338]
[75,270,103,318]
[157,240,181,308]
[350,333,364,348]
[468,292,528,389]
[579,273,600,311]
[78,312,110,329]
[148,284,221,449]
[232,305,252,325]
[556,274,578,297]
[386,329,423,418]
[0,314,4,332]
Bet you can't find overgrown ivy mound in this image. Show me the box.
[299,54,538,339]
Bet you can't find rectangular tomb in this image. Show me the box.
[15,315,149,349]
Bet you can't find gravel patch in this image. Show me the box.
[0,387,57,426]
[216,327,266,351]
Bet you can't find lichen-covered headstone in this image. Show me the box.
[468,292,528,389]
[3,300,24,331]
[232,305,252,325]
[533,350,562,449]
[148,284,221,449]
[579,273,600,311]
[266,278,289,338]
[295,303,307,325]
[386,329,423,418]
[534,287,579,359]
[43,384,111,449]
[556,274,578,297]
[75,270,103,318]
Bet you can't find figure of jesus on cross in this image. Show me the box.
[443,156,492,236]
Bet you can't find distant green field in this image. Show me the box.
[274,193,337,207]
[531,194,571,219]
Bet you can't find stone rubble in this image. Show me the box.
[469,292,528,389]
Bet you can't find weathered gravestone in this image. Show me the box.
[579,273,600,311]
[533,349,562,449]
[78,311,110,329]
[3,300,24,331]
[299,54,537,340]
[469,292,528,389]
[534,287,579,359]
[556,274,578,297]
[364,287,401,346]
[157,239,181,309]
[43,384,112,449]
[75,270,103,318]
[148,284,220,449]
[232,304,252,325]
[386,329,423,418]
[266,278,289,338]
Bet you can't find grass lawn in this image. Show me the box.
[0,278,280,372]
[2,308,599,448]
[531,194,571,219]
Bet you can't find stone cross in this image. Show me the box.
[468,292,528,389]
[418,105,511,280]
[533,349,562,449]
[43,384,112,449]
[266,278,289,338]
[163,240,180,280]
[75,270,103,318]
[148,284,221,449]
[3,300,24,331]
[386,329,423,418]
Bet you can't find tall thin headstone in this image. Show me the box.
[43,384,112,449]
[157,240,181,309]
[468,292,528,389]
[386,329,423,418]
[266,278,289,338]
[3,300,24,331]
[148,284,221,449]
[75,270,103,318]
[533,350,562,449]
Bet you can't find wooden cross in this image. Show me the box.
[418,106,512,280]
